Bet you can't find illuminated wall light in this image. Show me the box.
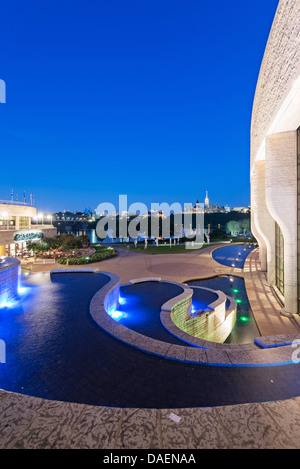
[18,287,28,295]
[240,316,249,322]
[0,298,15,308]
[119,297,126,305]
[108,309,126,320]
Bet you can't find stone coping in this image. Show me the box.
[160,282,192,312]
[89,273,300,367]
[50,268,99,274]
[192,285,227,312]
[130,277,162,284]
[254,335,300,349]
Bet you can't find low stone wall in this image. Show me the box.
[89,274,300,366]
[0,257,21,304]
[130,277,161,284]
[50,268,98,274]
[207,305,237,344]
[165,286,235,344]
[104,280,120,317]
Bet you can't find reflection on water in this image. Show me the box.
[212,243,256,268]
[57,228,144,244]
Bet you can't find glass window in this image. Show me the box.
[19,217,30,227]
[275,222,284,296]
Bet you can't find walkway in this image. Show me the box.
[244,249,299,336]
[1,389,300,449]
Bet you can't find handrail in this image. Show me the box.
[0,200,34,207]
[0,224,54,232]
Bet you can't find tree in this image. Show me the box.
[26,241,48,253]
[76,234,90,245]
[240,218,250,235]
[226,220,240,236]
[210,228,228,240]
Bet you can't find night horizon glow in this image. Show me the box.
[0,0,279,213]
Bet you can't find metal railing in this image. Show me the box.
[0,200,34,207]
[33,258,56,264]
[0,223,55,232]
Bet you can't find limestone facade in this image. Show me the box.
[251,0,300,316]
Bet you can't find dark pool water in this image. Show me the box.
[116,282,220,344]
[212,243,256,268]
[0,271,299,409]
[188,276,261,344]
[115,281,193,346]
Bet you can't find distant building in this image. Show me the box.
[53,211,90,221]
[204,191,210,208]
[0,199,56,256]
[231,207,250,213]
[83,207,95,218]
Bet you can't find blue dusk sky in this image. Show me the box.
[0,0,279,214]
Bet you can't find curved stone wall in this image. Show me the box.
[89,273,300,367]
[161,286,237,345]
[251,0,300,167]
[250,0,300,315]
[0,257,21,306]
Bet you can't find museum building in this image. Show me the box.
[250,0,300,317]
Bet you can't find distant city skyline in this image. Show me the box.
[3,188,249,215]
[0,0,279,213]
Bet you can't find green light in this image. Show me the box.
[233,289,239,293]
[240,316,249,322]
[236,299,242,304]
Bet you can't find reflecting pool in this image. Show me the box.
[212,243,256,268]
[1,271,300,409]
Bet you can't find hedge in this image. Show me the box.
[57,247,117,265]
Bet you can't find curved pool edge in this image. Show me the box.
[89,274,300,368]
[209,242,256,271]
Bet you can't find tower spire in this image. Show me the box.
[205,191,210,208]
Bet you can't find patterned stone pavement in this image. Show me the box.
[1,389,300,449]
[1,243,300,449]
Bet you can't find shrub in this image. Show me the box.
[57,247,117,265]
